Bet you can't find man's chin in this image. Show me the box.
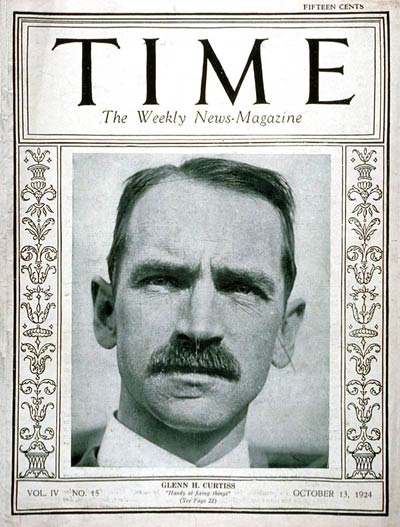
[143,375,239,433]
[152,408,231,434]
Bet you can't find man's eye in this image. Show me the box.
[220,282,271,301]
[146,276,174,287]
[222,283,254,295]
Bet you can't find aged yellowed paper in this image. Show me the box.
[1,0,399,525]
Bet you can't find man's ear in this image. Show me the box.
[91,276,117,349]
[272,298,306,369]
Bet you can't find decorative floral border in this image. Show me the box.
[18,147,58,478]
[345,146,384,479]
[15,145,385,481]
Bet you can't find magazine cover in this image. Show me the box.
[1,0,399,525]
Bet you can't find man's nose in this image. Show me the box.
[176,279,224,345]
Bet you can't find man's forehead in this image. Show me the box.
[121,177,285,271]
[125,176,283,235]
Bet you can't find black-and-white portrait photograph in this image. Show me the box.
[71,152,331,470]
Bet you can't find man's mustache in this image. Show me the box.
[147,337,241,381]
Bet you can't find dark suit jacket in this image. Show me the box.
[76,443,328,469]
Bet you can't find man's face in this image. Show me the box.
[110,177,289,433]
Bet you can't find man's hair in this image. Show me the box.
[107,157,297,298]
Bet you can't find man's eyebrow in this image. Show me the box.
[129,259,197,283]
[212,266,276,294]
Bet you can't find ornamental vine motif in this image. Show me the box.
[19,148,57,478]
[346,147,383,479]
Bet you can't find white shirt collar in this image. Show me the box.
[97,413,250,468]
